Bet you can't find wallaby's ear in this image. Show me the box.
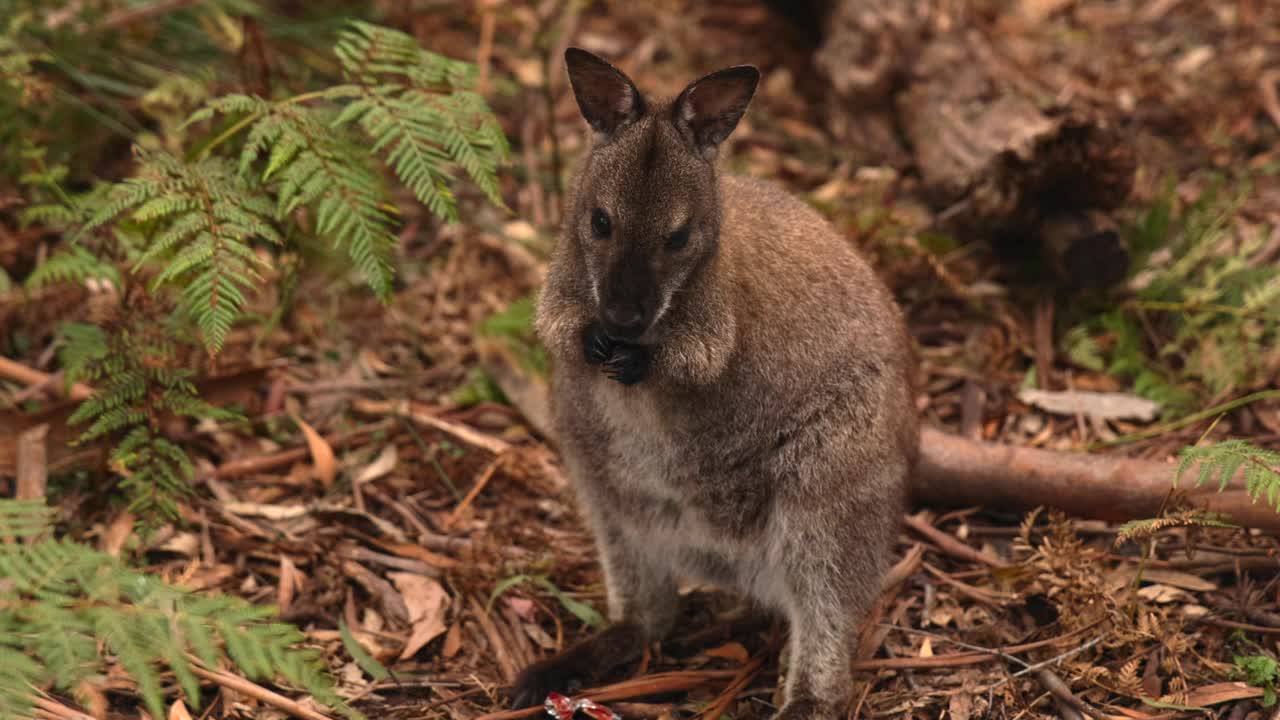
[672,65,760,157]
[565,48,646,138]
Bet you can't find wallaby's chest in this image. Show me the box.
[588,381,775,537]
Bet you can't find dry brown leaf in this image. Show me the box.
[291,413,336,488]
[522,621,556,650]
[703,642,749,665]
[946,690,975,720]
[506,596,536,621]
[154,532,199,557]
[919,638,934,658]
[1137,569,1218,592]
[100,511,135,557]
[1016,388,1160,422]
[1135,584,1191,604]
[389,571,450,659]
[278,555,301,615]
[1180,681,1263,707]
[354,444,398,485]
[342,561,410,627]
[167,700,193,720]
[358,348,396,375]
[75,677,108,719]
[16,423,48,501]
[442,622,463,659]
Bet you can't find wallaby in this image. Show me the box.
[516,48,919,720]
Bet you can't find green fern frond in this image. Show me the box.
[0,498,55,539]
[332,20,508,217]
[57,322,109,385]
[58,325,240,521]
[87,149,281,352]
[1177,439,1280,511]
[0,500,360,719]
[223,97,399,299]
[26,243,122,290]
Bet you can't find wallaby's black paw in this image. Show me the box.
[507,656,586,710]
[604,344,650,385]
[582,323,615,365]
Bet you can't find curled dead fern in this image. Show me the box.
[1114,508,1234,547]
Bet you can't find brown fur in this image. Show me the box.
[514,49,919,720]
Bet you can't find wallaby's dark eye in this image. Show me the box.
[666,224,691,252]
[591,208,612,238]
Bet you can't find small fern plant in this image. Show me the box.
[0,499,358,720]
[32,19,508,354]
[59,321,239,522]
[1176,439,1280,511]
[1116,438,1280,544]
[1065,175,1280,413]
[17,21,508,522]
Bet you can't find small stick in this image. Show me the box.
[185,657,333,720]
[921,562,1017,605]
[472,596,520,683]
[32,696,95,720]
[476,0,496,95]
[852,623,1105,672]
[902,513,1007,568]
[446,453,507,527]
[0,356,94,400]
[477,671,738,720]
[1035,669,1108,720]
[420,686,490,711]
[698,644,773,720]
[206,421,396,479]
[352,399,512,456]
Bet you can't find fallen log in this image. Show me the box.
[914,427,1280,533]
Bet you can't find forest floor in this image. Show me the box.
[4,1,1280,719]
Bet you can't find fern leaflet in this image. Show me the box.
[0,499,359,720]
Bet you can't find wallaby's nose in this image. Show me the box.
[602,305,646,338]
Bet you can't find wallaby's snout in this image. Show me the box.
[600,303,647,338]
[599,259,655,339]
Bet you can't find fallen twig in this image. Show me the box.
[185,655,333,720]
[0,356,94,401]
[446,452,508,528]
[1034,669,1109,720]
[853,622,1106,672]
[903,512,1007,568]
[697,633,778,720]
[31,695,95,720]
[206,421,396,480]
[353,398,512,456]
[475,671,739,720]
